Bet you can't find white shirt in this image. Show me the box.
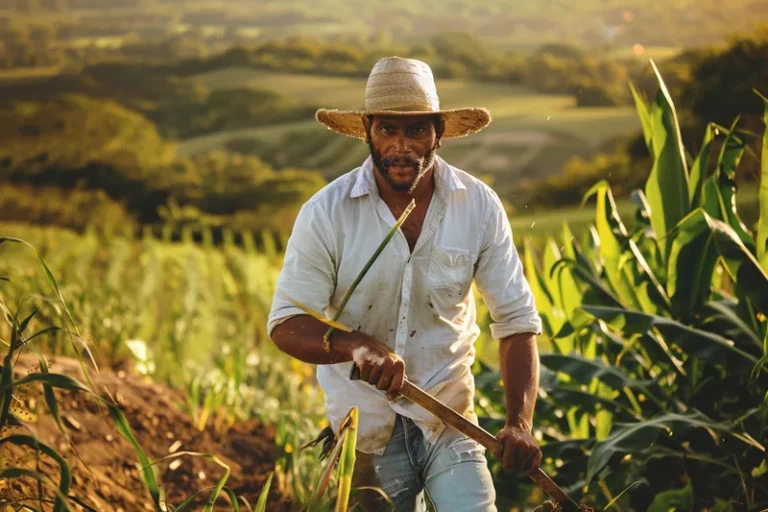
[267,155,542,455]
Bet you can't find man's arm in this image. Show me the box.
[499,332,539,433]
[496,332,542,473]
[267,201,405,397]
[271,316,405,398]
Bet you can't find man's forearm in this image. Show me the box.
[499,332,539,432]
[270,315,361,365]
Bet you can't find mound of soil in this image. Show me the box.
[0,354,293,511]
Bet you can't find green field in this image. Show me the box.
[180,69,641,182]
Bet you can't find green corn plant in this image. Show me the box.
[303,406,361,512]
[333,406,357,512]
[756,89,768,270]
[480,65,768,511]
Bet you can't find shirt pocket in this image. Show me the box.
[427,245,473,296]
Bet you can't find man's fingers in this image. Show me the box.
[389,364,405,394]
[502,437,517,469]
[367,364,383,385]
[359,364,372,382]
[385,364,405,399]
[376,365,395,390]
[529,448,543,473]
[518,448,536,473]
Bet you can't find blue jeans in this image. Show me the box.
[351,415,497,511]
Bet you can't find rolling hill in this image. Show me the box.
[178,68,641,192]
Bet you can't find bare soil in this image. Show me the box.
[0,354,292,511]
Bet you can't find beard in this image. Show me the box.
[367,139,439,195]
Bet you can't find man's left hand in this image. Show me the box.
[496,424,542,474]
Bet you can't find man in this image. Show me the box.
[267,56,542,511]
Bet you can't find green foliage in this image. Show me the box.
[639,61,690,260]
[0,183,137,234]
[0,96,326,235]
[681,25,768,129]
[474,62,768,511]
[758,93,768,268]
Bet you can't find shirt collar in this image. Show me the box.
[349,155,466,200]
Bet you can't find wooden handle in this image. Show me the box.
[397,380,582,511]
[399,380,504,458]
[349,364,582,510]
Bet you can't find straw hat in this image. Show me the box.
[315,56,491,140]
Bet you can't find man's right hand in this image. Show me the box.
[344,334,405,400]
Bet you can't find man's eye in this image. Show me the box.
[381,126,396,135]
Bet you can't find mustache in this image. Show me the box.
[381,155,420,168]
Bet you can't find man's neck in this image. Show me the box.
[375,166,436,211]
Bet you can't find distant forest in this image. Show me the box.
[2,0,768,50]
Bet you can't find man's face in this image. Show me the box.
[365,115,442,194]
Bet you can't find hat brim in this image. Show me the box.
[315,107,491,140]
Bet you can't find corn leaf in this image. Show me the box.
[550,259,623,310]
[334,407,358,512]
[647,481,694,512]
[539,353,649,390]
[174,486,217,512]
[543,387,638,420]
[38,355,68,440]
[757,91,768,268]
[629,81,653,152]
[557,223,587,314]
[542,238,563,308]
[603,481,644,511]
[143,451,232,512]
[643,60,690,260]
[0,237,99,391]
[752,330,768,379]
[704,300,764,350]
[681,123,715,230]
[699,122,755,251]
[0,435,71,512]
[4,372,91,394]
[581,305,758,369]
[524,239,558,339]
[18,307,38,335]
[253,472,274,512]
[683,210,768,313]
[25,326,64,343]
[667,212,720,317]
[583,181,641,309]
[586,411,741,484]
[222,487,241,512]
[1,343,13,428]
[107,403,162,508]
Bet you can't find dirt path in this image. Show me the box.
[0,354,292,511]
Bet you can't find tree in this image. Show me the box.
[681,24,768,128]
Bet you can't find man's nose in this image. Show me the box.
[395,132,411,152]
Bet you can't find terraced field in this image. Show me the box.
[179,68,641,182]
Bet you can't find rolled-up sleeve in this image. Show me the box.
[474,191,542,339]
[267,200,337,338]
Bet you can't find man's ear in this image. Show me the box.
[362,115,373,142]
[435,116,446,147]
